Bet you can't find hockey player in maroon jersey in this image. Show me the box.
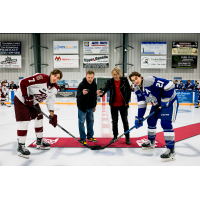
[0,81,9,106]
[14,69,63,159]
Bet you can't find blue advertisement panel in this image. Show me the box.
[141,42,167,54]
[0,42,21,55]
[176,92,193,103]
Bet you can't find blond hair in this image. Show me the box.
[111,67,122,78]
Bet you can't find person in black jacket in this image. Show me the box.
[76,70,98,145]
[97,67,132,145]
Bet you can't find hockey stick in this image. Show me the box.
[33,105,101,150]
[0,101,11,107]
[90,106,163,150]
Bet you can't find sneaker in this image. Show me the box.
[142,140,155,150]
[160,148,176,162]
[18,143,30,159]
[87,137,98,142]
[80,140,87,145]
[36,138,50,150]
[125,134,131,145]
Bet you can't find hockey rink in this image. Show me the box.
[0,104,200,166]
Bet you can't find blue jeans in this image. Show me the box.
[78,108,94,141]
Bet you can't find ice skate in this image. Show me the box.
[142,140,155,150]
[18,143,30,159]
[160,148,176,162]
[36,138,50,150]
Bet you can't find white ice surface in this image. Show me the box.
[0,104,200,166]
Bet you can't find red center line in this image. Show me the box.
[101,95,112,138]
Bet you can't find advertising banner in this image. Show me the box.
[172,55,197,68]
[141,42,167,54]
[54,55,79,68]
[83,41,109,54]
[176,92,193,103]
[53,41,79,54]
[0,56,21,68]
[172,42,198,55]
[0,42,21,55]
[141,56,166,68]
[83,55,109,68]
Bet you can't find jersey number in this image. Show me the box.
[156,80,164,88]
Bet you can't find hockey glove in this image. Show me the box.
[135,116,144,129]
[49,114,57,127]
[161,98,171,108]
[24,96,34,107]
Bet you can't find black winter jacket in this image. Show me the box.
[76,78,97,112]
[101,77,131,107]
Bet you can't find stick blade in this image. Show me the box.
[90,145,104,150]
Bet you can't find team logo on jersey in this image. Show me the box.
[36,75,43,81]
[34,90,47,103]
[145,93,158,105]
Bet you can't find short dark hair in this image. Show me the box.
[86,70,95,75]
[50,69,63,80]
[129,71,141,81]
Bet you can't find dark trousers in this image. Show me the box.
[110,105,130,139]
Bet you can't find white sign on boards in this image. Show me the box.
[53,41,79,54]
[141,56,166,68]
[54,55,79,68]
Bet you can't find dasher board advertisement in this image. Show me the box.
[0,42,21,55]
[141,42,167,54]
[172,55,197,69]
[141,56,166,68]
[0,56,21,68]
[83,41,109,54]
[83,55,109,68]
[172,42,198,55]
[54,55,79,68]
[53,41,79,54]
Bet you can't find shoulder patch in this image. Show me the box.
[144,76,155,87]
[36,75,43,81]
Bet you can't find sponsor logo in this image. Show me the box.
[136,138,158,147]
[36,75,43,81]
[0,56,17,65]
[173,56,179,62]
[84,55,108,62]
[84,42,89,47]
[55,56,61,61]
[142,57,150,67]
[33,138,59,145]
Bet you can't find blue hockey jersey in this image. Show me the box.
[185,82,193,90]
[178,83,184,89]
[134,76,178,118]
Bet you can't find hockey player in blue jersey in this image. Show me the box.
[178,80,184,90]
[129,71,179,162]
[195,89,200,108]
[185,80,193,91]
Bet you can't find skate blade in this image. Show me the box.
[18,152,29,159]
[36,145,50,150]
[142,146,155,150]
[161,157,176,162]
